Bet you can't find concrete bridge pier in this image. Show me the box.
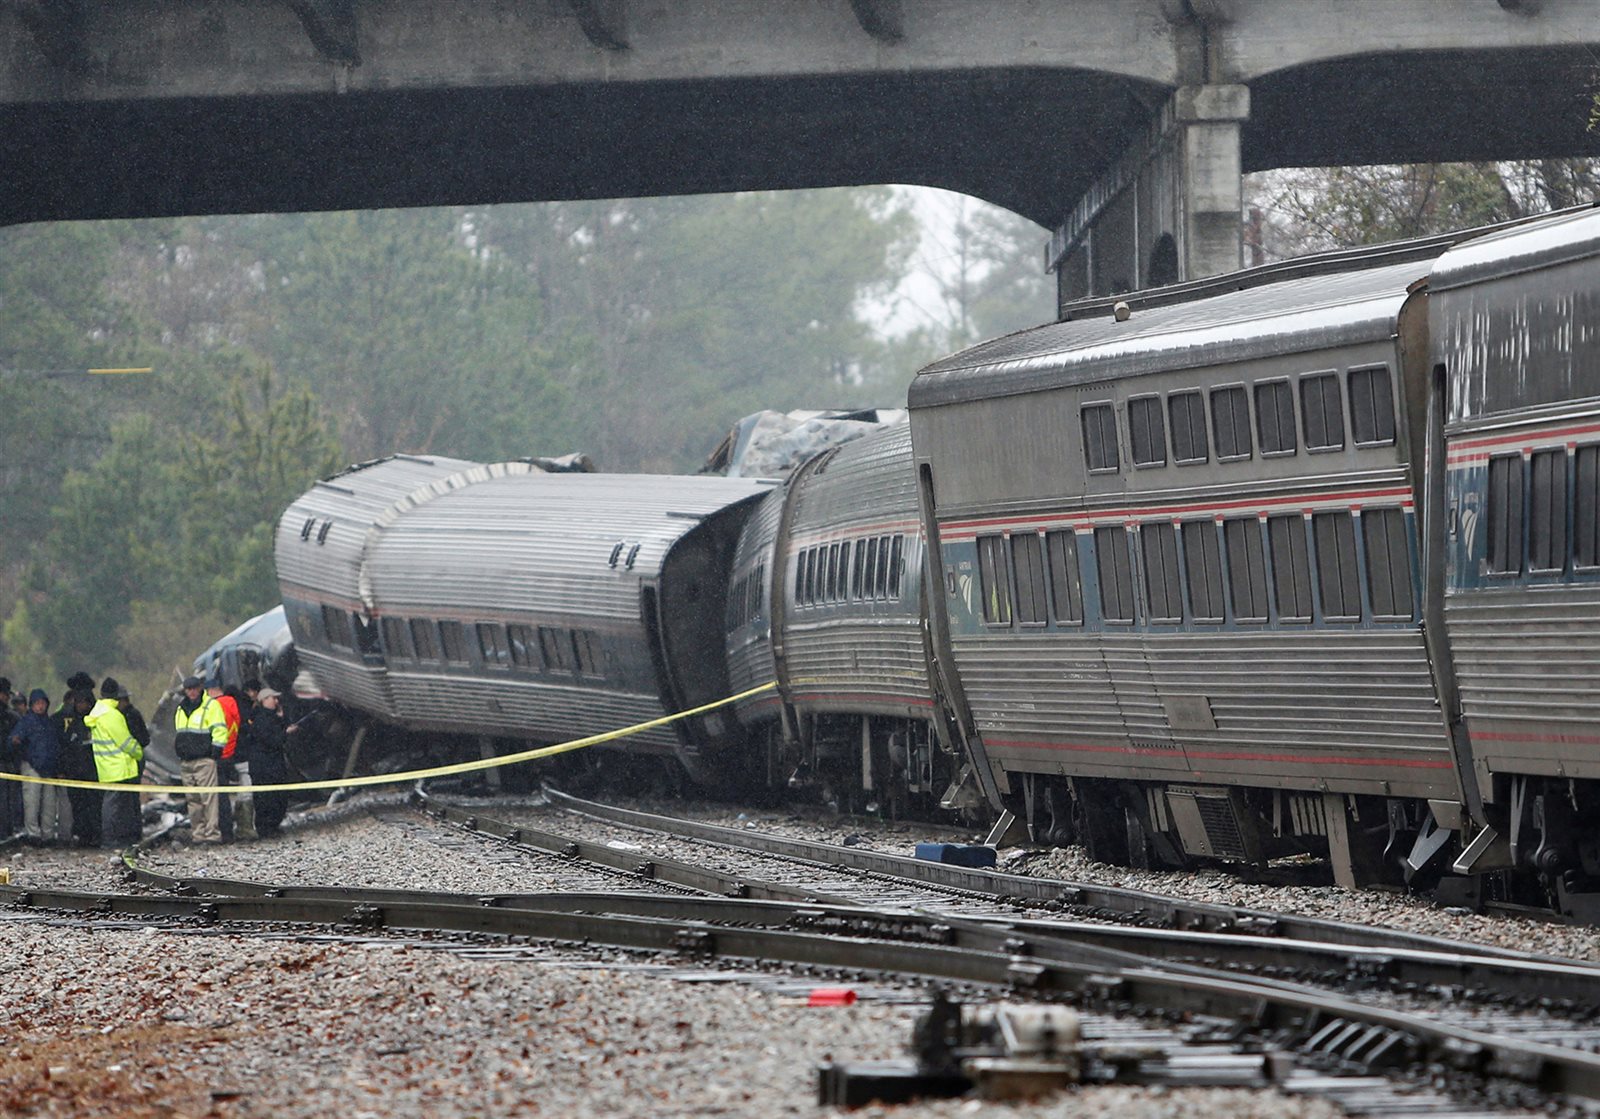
[1050,83,1250,309]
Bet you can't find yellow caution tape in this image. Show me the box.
[1,681,778,796]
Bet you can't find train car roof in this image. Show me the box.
[1427,203,1600,293]
[909,259,1427,409]
[303,453,487,519]
[362,472,774,614]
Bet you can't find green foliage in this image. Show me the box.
[475,189,920,469]
[0,600,57,696]
[0,187,1018,676]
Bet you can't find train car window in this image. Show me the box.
[380,617,410,660]
[1529,448,1569,572]
[1223,518,1269,622]
[1168,391,1208,464]
[1349,367,1397,446]
[1486,453,1525,574]
[1182,521,1225,622]
[1255,380,1298,455]
[1094,526,1136,623]
[1312,511,1362,620]
[822,543,837,602]
[888,535,905,599]
[836,542,852,602]
[477,623,510,668]
[1577,446,1600,568]
[1046,530,1084,624]
[748,563,764,623]
[507,624,537,668]
[1141,522,1184,623]
[977,535,1012,625]
[1362,508,1414,619]
[726,573,744,631]
[410,619,438,661]
[805,547,820,605]
[1081,403,1119,473]
[875,534,893,599]
[1300,372,1345,451]
[1128,395,1167,467]
[322,605,353,649]
[1011,533,1048,625]
[539,626,573,671]
[864,537,881,598]
[1267,515,1314,622]
[573,630,602,677]
[851,538,867,598]
[1210,385,1252,461]
[438,621,469,664]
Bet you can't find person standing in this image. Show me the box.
[56,687,100,847]
[174,676,226,843]
[8,689,61,844]
[208,680,245,841]
[0,678,19,838]
[230,680,260,841]
[243,686,292,837]
[87,677,143,847]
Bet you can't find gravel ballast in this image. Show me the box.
[0,792,1579,1116]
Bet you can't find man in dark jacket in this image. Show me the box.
[242,686,293,836]
[9,689,61,843]
[55,685,100,847]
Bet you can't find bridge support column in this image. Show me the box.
[1049,84,1249,312]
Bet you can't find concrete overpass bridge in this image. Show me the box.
[4,0,1598,307]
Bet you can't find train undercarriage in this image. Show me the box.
[1004,771,1600,921]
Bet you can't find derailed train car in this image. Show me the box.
[725,421,978,816]
[260,205,1600,912]
[1431,209,1600,908]
[275,454,773,783]
[908,204,1600,907]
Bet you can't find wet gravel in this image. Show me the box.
[0,790,1577,1116]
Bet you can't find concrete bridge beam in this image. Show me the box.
[1050,83,1248,306]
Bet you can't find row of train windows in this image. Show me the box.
[727,562,767,631]
[320,605,603,676]
[975,507,1413,628]
[1485,445,1600,574]
[794,534,906,608]
[1082,367,1396,474]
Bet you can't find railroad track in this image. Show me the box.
[7,791,1579,1112]
[0,860,1585,1116]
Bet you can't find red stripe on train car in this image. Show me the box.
[982,737,1454,768]
[941,487,1415,539]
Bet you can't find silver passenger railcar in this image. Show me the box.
[278,460,772,781]
[276,454,486,718]
[909,250,1468,883]
[725,423,971,814]
[1432,207,1600,904]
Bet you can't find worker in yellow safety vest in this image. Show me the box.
[173,674,228,843]
[85,676,144,848]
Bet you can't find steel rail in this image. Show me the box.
[540,787,1581,965]
[410,794,1006,912]
[7,882,1600,1105]
[128,850,1600,1012]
